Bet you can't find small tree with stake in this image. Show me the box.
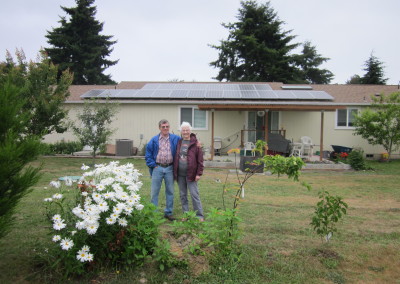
[72,98,118,162]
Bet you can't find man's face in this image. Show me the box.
[159,123,170,136]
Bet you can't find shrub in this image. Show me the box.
[42,161,167,277]
[348,148,370,170]
[40,141,83,155]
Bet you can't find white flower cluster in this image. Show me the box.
[47,161,143,263]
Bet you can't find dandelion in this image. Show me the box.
[52,235,61,242]
[60,238,74,250]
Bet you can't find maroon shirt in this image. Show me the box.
[173,133,204,182]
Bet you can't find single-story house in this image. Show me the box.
[44,81,400,159]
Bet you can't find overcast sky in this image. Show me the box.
[1,0,399,85]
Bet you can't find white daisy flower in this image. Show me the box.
[43,198,53,202]
[49,181,61,188]
[53,220,66,230]
[81,164,90,170]
[135,204,144,211]
[118,218,128,227]
[52,235,61,242]
[60,238,74,250]
[106,217,117,225]
[52,193,63,200]
[52,214,62,222]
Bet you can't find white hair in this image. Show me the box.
[180,121,192,131]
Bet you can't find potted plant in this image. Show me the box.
[380,152,389,162]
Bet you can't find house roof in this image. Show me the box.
[66,81,400,106]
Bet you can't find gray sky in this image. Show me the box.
[1,0,399,84]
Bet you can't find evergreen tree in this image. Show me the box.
[0,49,73,136]
[45,0,118,85]
[294,41,334,84]
[210,1,299,83]
[346,74,362,84]
[0,79,42,239]
[360,52,388,85]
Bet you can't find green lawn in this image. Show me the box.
[0,156,399,283]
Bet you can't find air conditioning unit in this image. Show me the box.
[115,139,133,156]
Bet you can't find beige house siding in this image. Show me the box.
[44,102,398,158]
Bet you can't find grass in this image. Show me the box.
[1,156,400,283]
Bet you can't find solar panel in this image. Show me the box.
[152,90,171,98]
[241,91,259,99]
[135,90,154,97]
[258,91,277,99]
[188,90,205,98]
[254,84,272,91]
[171,90,188,98]
[81,89,104,98]
[222,84,240,91]
[293,91,314,99]
[223,91,241,99]
[141,84,160,90]
[206,90,223,99]
[274,90,296,99]
[80,83,334,101]
[239,84,255,90]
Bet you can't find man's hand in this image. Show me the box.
[195,175,201,181]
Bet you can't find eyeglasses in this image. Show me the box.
[160,125,170,129]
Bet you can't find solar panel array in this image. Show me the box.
[81,83,333,101]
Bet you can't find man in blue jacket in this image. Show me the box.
[145,119,181,221]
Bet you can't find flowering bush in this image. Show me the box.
[43,161,165,277]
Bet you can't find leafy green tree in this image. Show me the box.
[45,0,118,85]
[72,98,119,160]
[293,41,334,84]
[360,52,388,85]
[346,74,361,84]
[353,92,400,159]
[0,79,42,239]
[209,1,299,82]
[0,49,73,136]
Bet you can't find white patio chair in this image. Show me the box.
[243,142,255,156]
[290,142,303,157]
[300,136,314,159]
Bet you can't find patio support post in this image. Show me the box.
[264,109,269,146]
[320,110,324,161]
[211,109,215,160]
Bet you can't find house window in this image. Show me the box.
[336,108,359,128]
[179,106,207,130]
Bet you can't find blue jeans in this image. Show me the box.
[151,165,174,216]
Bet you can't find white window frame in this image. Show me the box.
[178,106,208,130]
[335,108,359,129]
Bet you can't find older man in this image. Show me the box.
[145,119,181,221]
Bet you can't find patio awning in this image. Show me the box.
[197,104,345,111]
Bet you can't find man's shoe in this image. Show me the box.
[164,215,176,221]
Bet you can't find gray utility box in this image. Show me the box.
[115,139,133,156]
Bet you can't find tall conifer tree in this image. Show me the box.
[210,1,299,83]
[45,0,118,85]
[360,52,388,85]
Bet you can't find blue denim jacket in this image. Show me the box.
[145,133,181,175]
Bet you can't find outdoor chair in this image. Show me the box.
[243,142,255,156]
